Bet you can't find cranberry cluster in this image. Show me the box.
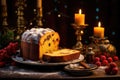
[94,55,119,67]
[93,53,119,75]
[0,42,18,67]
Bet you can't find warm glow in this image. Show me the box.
[79,9,82,14]
[98,21,101,27]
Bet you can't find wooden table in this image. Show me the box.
[0,61,120,80]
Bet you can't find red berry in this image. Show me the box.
[109,62,117,68]
[14,42,18,49]
[1,49,7,54]
[9,42,13,46]
[102,60,108,66]
[0,49,4,53]
[0,61,6,67]
[94,57,100,63]
[0,52,5,58]
[4,54,10,59]
[103,52,110,57]
[0,56,4,61]
[111,67,118,75]
[113,56,119,61]
[100,55,106,61]
[107,57,113,63]
[6,45,11,54]
[105,67,111,74]
[95,61,101,67]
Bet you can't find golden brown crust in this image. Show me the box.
[21,41,39,61]
[29,40,39,61]
[21,41,30,60]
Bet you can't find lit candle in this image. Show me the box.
[75,9,85,25]
[94,22,105,38]
[37,0,42,17]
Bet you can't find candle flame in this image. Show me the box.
[79,9,82,14]
[98,21,101,27]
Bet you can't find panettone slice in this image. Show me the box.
[43,49,80,62]
[39,32,60,59]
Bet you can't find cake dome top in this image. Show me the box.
[21,28,55,44]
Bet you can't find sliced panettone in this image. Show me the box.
[43,49,80,62]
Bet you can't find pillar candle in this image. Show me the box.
[75,9,85,25]
[37,0,42,8]
[94,22,105,38]
[37,0,42,17]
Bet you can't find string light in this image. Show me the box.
[64,5,67,8]
[96,16,99,20]
[44,0,69,18]
[54,8,58,12]
[96,8,99,12]
[95,0,100,21]
[58,14,61,17]
[112,31,115,35]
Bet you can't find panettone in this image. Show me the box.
[21,28,60,61]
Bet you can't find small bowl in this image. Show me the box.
[64,63,97,76]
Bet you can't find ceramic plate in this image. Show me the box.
[12,54,84,67]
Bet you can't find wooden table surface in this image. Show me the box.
[0,61,120,80]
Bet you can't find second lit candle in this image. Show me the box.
[94,22,105,38]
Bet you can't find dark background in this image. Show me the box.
[0,0,120,56]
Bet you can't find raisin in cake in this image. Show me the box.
[43,49,80,62]
[21,28,60,61]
